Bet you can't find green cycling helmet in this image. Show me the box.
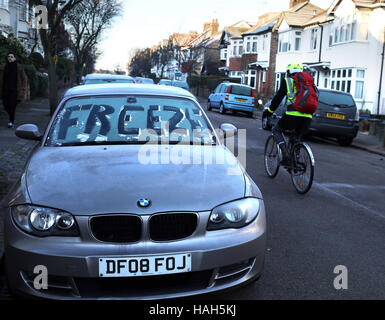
[286,61,304,74]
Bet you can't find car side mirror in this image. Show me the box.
[15,124,42,141]
[220,123,238,139]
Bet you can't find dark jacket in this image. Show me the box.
[0,62,27,101]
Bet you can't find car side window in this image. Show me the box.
[221,85,228,93]
[215,84,223,93]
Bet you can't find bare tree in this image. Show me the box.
[129,48,152,77]
[65,0,121,83]
[151,42,175,78]
[30,0,83,114]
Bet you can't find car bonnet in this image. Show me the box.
[25,145,246,215]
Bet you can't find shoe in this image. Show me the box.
[278,142,289,165]
[7,122,13,128]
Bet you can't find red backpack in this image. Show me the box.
[292,72,319,114]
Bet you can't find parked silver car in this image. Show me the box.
[262,89,360,146]
[2,83,266,299]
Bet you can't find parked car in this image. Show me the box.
[158,79,190,91]
[2,83,266,299]
[82,73,135,85]
[135,77,155,84]
[262,89,360,146]
[208,82,255,117]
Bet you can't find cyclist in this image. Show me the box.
[263,62,314,165]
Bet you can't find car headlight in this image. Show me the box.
[11,205,79,237]
[207,198,260,230]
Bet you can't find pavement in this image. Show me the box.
[0,88,68,283]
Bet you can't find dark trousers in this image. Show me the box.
[272,113,311,145]
[3,90,18,123]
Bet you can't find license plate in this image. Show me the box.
[327,113,345,120]
[99,253,191,277]
[236,98,246,102]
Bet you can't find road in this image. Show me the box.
[199,101,385,299]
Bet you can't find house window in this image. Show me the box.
[19,1,28,22]
[295,31,301,51]
[355,69,365,99]
[331,68,363,97]
[0,0,8,10]
[238,41,243,55]
[279,32,291,53]
[351,20,357,40]
[262,71,266,83]
[246,38,251,53]
[233,42,237,56]
[252,36,258,53]
[310,28,318,50]
[334,27,339,43]
[220,48,227,60]
[262,35,267,52]
[329,30,333,47]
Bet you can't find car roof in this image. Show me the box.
[221,82,251,88]
[84,73,134,80]
[63,83,196,99]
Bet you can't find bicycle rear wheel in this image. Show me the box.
[290,143,314,194]
[264,135,280,178]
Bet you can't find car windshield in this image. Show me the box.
[319,91,355,107]
[46,96,216,146]
[84,79,134,84]
[230,85,252,97]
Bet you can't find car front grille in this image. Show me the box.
[90,215,142,243]
[149,213,198,241]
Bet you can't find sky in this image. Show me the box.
[95,0,335,71]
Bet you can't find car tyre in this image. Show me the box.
[262,116,272,131]
[207,100,212,111]
[219,102,226,114]
[337,136,353,147]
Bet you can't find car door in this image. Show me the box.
[212,84,223,107]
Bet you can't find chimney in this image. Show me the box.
[210,18,219,36]
[203,22,211,32]
[289,0,307,8]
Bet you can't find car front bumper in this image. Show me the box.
[4,205,266,299]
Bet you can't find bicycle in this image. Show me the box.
[264,130,315,194]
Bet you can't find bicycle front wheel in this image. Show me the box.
[290,143,314,194]
[264,135,280,178]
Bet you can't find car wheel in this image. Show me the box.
[337,136,353,147]
[262,116,272,131]
[207,100,212,111]
[219,102,225,114]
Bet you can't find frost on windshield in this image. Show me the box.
[47,96,216,146]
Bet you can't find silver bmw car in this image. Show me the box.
[1,84,266,299]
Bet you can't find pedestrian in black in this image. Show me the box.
[0,52,27,128]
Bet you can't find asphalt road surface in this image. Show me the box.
[199,101,385,300]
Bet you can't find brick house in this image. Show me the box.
[218,21,253,79]
[240,13,280,100]
[185,19,223,76]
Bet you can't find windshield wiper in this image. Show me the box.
[57,141,149,146]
